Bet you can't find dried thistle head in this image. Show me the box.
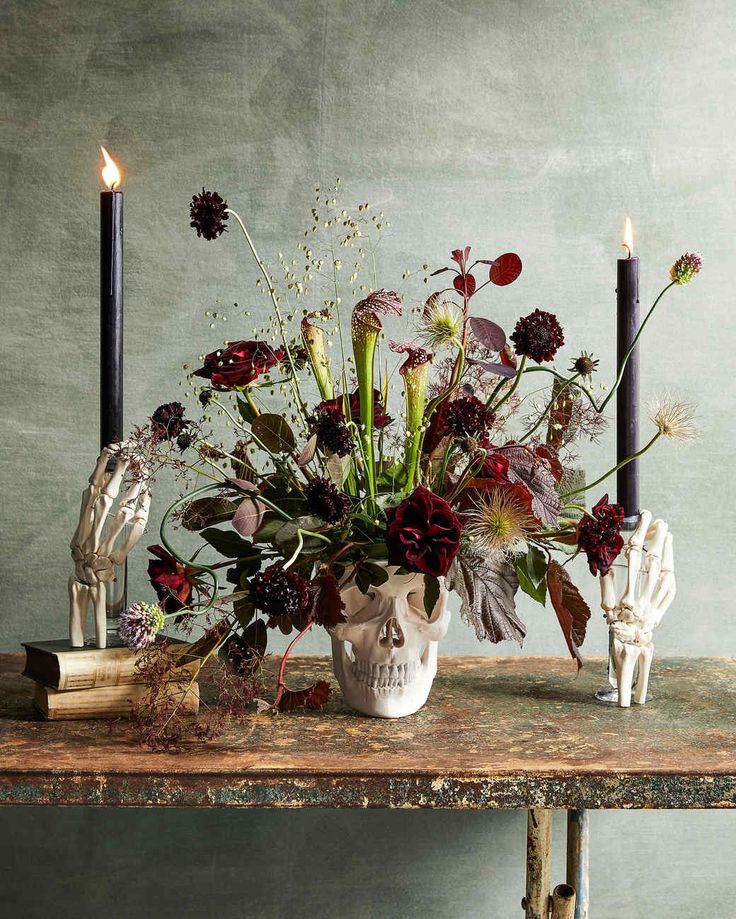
[417,301,463,350]
[650,395,698,443]
[465,487,536,556]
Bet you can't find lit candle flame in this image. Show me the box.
[100,146,121,190]
[622,217,634,257]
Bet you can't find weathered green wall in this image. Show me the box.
[1,1,734,916]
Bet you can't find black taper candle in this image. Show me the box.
[616,253,640,519]
[100,188,123,449]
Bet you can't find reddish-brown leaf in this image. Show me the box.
[311,565,346,628]
[490,253,522,286]
[469,316,506,351]
[276,680,331,712]
[453,273,476,297]
[296,433,318,466]
[546,560,591,670]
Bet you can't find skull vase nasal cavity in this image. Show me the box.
[330,566,451,718]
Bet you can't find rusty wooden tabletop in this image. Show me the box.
[0,653,734,810]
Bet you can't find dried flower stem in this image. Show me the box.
[227,208,308,423]
[561,432,661,499]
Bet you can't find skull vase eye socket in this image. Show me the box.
[330,566,451,718]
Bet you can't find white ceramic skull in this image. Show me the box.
[331,566,451,718]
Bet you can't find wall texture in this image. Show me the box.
[1,1,734,916]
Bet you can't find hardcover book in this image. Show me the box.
[33,679,200,720]
[22,639,197,690]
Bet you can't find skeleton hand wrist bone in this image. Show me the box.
[599,510,675,707]
[69,443,151,648]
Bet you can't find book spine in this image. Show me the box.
[34,681,200,720]
[58,652,140,690]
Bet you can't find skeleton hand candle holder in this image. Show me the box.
[331,566,451,718]
[599,511,676,708]
[69,444,151,649]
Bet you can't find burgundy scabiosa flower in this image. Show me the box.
[510,309,565,363]
[193,340,285,390]
[151,402,188,442]
[669,252,702,285]
[251,564,311,618]
[308,403,354,456]
[189,188,229,240]
[304,476,350,524]
[119,602,164,650]
[577,494,625,577]
[385,485,462,578]
[443,395,495,439]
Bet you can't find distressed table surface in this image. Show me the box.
[0,654,734,809]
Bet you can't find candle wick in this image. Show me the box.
[621,243,631,259]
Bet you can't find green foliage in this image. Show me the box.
[515,546,548,605]
[251,413,296,453]
[200,526,252,559]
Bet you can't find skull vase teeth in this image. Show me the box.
[331,566,451,717]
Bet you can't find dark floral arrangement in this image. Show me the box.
[119,182,699,747]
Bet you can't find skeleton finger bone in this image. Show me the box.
[601,511,675,708]
[620,510,652,613]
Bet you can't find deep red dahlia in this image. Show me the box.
[189,188,229,240]
[385,485,461,578]
[147,544,197,613]
[193,340,285,390]
[308,403,354,456]
[251,565,311,618]
[304,477,350,524]
[443,395,495,439]
[150,402,188,443]
[577,494,625,576]
[510,309,565,363]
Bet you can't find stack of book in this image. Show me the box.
[22,640,200,720]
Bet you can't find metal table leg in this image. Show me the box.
[523,809,552,918]
[566,809,590,919]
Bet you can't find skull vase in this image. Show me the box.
[331,566,451,718]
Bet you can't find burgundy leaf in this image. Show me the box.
[466,359,517,379]
[490,253,522,286]
[232,495,268,537]
[546,560,591,670]
[311,565,346,628]
[469,316,507,351]
[448,553,525,645]
[498,443,561,527]
[429,266,452,277]
[453,273,476,297]
[276,680,331,712]
[224,477,257,492]
[450,246,471,265]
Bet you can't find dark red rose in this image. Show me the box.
[193,340,285,390]
[321,388,392,429]
[385,485,461,578]
[147,544,198,613]
[577,494,625,577]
